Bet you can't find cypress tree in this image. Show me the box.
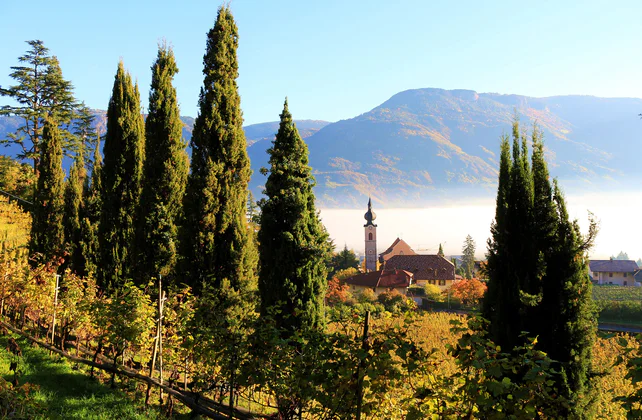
[80,138,102,278]
[484,119,598,415]
[530,124,559,345]
[541,181,597,416]
[182,6,257,293]
[99,61,145,291]
[29,118,65,264]
[258,100,329,333]
[483,134,520,350]
[438,243,444,258]
[182,10,258,412]
[135,44,188,286]
[63,152,86,275]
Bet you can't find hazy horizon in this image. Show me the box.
[320,190,642,262]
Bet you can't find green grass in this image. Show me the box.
[0,334,190,419]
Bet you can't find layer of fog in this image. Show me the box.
[319,191,642,261]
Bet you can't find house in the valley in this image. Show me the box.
[589,259,640,286]
[384,254,456,291]
[379,237,417,263]
[344,269,414,296]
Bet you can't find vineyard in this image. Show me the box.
[594,285,642,302]
[593,285,642,326]
[0,198,641,418]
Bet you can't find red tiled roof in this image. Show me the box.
[344,269,413,289]
[384,255,455,281]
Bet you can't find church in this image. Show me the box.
[344,199,457,294]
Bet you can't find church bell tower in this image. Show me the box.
[364,198,377,272]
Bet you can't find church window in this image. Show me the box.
[369,233,373,240]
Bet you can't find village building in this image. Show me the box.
[344,269,414,296]
[589,259,640,286]
[384,254,456,291]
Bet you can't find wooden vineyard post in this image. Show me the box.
[145,275,166,406]
[159,278,166,405]
[50,274,60,352]
[355,310,370,420]
[184,356,188,390]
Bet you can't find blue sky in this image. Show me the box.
[1,0,641,125]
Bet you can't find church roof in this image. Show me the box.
[384,255,455,281]
[379,237,414,257]
[344,269,413,289]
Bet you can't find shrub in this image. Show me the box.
[377,289,416,313]
[424,284,444,302]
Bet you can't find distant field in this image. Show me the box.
[593,285,642,302]
[593,285,642,326]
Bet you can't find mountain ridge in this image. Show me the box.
[1,88,641,207]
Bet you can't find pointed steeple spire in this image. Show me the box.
[364,196,377,227]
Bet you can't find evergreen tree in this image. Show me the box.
[29,118,65,264]
[529,125,558,342]
[484,119,598,416]
[0,156,36,205]
[80,138,102,277]
[72,103,98,164]
[135,44,188,286]
[438,243,444,258]
[483,134,521,352]
[258,99,329,333]
[181,9,258,412]
[63,152,86,275]
[541,181,597,416]
[0,40,80,174]
[99,61,145,291]
[181,6,257,293]
[613,251,630,260]
[461,235,476,279]
[329,244,360,278]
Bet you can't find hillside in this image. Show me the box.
[304,89,642,206]
[2,88,641,207]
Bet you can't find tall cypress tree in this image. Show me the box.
[542,181,597,416]
[80,138,102,278]
[99,61,145,291]
[259,100,329,333]
[135,44,189,285]
[29,118,65,264]
[484,119,598,415]
[182,6,256,293]
[63,152,86,275]
[483,134,519,350]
